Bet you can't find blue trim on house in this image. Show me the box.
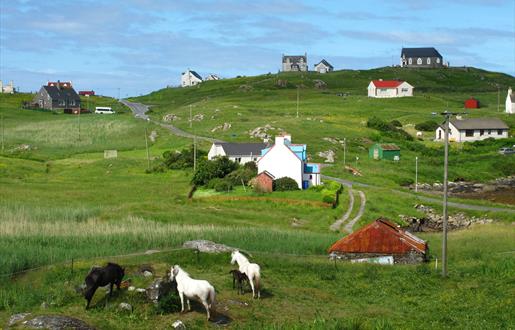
[304,163,319,173]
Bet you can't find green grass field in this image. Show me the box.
[1,67,514,329]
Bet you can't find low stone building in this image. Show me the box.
[282,53,308,72]
[33,83,81,111]
[328,218,428,264]
[255,171,274,193]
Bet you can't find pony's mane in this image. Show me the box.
[174,265,191,277]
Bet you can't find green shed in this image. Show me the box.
[369,143,400,161]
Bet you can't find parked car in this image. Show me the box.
[95,106,115,114]
[498,147,514,155]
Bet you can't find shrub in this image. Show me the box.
[162,145,207,170]
[415,120,439,132]
[390,120,402,127]
[367,116,413,141]
[225,163,258,186]
[213,179,233,192]
[322,193,335,204]
[273,177,299,191]
[191,156,238,186]
[397,177,414,187]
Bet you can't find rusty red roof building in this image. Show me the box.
[371,80,403,88]
[328,218,428,263]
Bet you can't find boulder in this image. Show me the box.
[146,278,177,305]
[172,320,186,329]
[118,302,133,312]
[182,240,235,253]
[8,313,31,327]
[23,315,95,330]
[317,150,335,163]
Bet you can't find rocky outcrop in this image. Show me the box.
[182,240,235,253]
[400,204,494,232]
[318,150,335,163]
[22,315,95,330]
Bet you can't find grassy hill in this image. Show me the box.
[0,68,514,329]
[132,67,515,187]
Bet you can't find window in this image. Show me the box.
[465,130,474,137]
[417,58,422,65]
[235,157,241,163]
[253,157,257,161]
[436,58,441,64]
[70,100,75,106]
[479,129,484,136]
[59,100,65,106]
[408,58,412,65]
[427,58,431,64]
[401,88,409,92]
[488,130,492,135]
[380,88,387,92]
[309,175,313,179]
[498,129,504,135]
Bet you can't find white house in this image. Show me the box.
[435,118,509,142]
[205,74,220,81]
[314,59,333,73]
[367,80,413,98]
[208,142,267,165]
[506,88,514,114]
[257,134,320,189]
[181,70,203,87]
[0,80,15,94]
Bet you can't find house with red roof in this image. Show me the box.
[367,79,413,98]
[257,134,320,189]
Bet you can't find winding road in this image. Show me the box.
[121,100,224,143]
[121,100,515,217]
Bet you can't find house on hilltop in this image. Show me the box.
[33,83,81,111]
[181,70,203,87]
[367,80,413,98]
[208,142,267,165]
[282,53,308,72]
[258,134,320,189]
[506,88,514,114]
[435,117,509,142]
[48,81,73,88]
[400,47,444,68]
[205,74,220,81]
[314,59,333,73]
[328,218,428,264]
[0,80,15,94]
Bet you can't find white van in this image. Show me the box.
[95,106,115,114]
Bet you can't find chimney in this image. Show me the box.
[379,78,383,81]
[275,135,285,145]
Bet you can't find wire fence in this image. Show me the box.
[0,247,331,279]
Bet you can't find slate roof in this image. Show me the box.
[183,70,202,80]
[282,55,306,63]
[216,142,267,156]
[401,47,442,58]
[43,85,80,101]
[315,59,333,69]
[449,118,508,130]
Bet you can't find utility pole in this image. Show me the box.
[117,88,121,101]
[144,126,150,170]
[343,138,347,166]
[415,156,419,192]
[1,113,4,153]
[296,86,300,118]
[77,107,81,142]
[497,85,500,112]
[193,134,197,172]
[189,105,192,128]
[438,110,466,278]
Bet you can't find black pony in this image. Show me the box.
[84,262,125,309]
[229,269,249,295]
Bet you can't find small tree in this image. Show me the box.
[191,156,238,186]
[273,177,300,191]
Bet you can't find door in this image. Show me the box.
[373,148,379,160]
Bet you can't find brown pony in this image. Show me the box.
[84,262,125,309]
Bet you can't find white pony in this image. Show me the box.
[170,265,216,320]
[230,250,261,299]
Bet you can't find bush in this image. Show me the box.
[390,120,402,127]
[367,116,413,141]
[397,177,414,187]
[191,156,238,186]
[225,163,258,186]
[162,145,207,170]
[214,179,233,192]
[273,177,299,191]
[415,120,439,132]
[322,193,335,204]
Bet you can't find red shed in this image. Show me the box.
[79,90,95,96]
[464,97,479,109]
[328,218,428,263]
[255,171,274,193]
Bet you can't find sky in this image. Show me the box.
[1,0,514,97]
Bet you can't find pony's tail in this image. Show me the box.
[208,286,216,308]
[255,273,261,294]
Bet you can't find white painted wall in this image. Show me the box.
[368,81,413,98]
[208,144,226,160]
[314,63,331,73]
[506,88,514,114]
[397,82,414,97]
[181,70,203,87]
[435,123,508,142]
[303,172,320,186]
[207,144,259,165]
[258,144,303,189]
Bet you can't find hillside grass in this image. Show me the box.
[133,67,515,187]
[0,224,513,329]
